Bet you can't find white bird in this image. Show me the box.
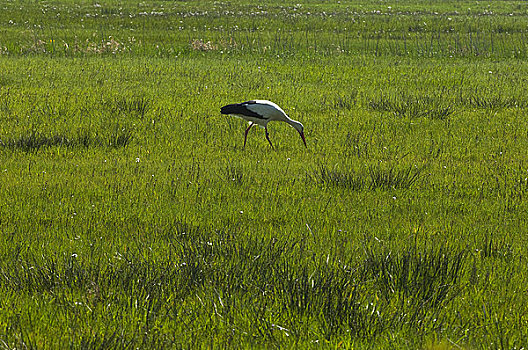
[220,100,306,148]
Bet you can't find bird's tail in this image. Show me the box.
[220,103,243,115]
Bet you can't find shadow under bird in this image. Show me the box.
[220,100,307,148]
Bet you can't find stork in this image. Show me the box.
[220,100,306,148]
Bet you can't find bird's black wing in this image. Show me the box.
[220,101,264,119]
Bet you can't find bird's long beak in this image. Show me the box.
[299,131,307,148]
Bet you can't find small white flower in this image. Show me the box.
[136,157,140,162]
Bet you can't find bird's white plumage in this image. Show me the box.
[245,100,288,121]
[231,114,268,128]
[229,100,291,128]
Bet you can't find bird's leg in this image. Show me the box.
[265,126,274,148]
[244,123,254,148]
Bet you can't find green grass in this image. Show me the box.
[1,0,528,348]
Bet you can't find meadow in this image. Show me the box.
[1,0,528,348]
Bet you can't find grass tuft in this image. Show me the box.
[0,129,132,152]
[368,165,424,190]
[363,245,466,309]
[224,165,244,184]
[107,127,133,148]
[333,91,358,110]
[105,96,152,118]
[458,92,528,110]
[313,164,423,191]
[368,93,454,120]
[313,165,365,190]
[0,131,90,152]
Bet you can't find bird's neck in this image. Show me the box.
[287,119,303,132]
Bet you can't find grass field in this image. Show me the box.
[1,0,528,348]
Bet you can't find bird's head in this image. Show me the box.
[290,120,307,148]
